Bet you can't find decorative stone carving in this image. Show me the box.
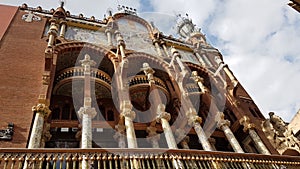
[32,103,51,118]
[120,101,136,120]
[141,62,155,84]
[240,116,271,155]
[262,112,300,155]
[155,104,177,149]
[29,104,51,148]
[156,104,171,122]
[216,112,244,153]
[190,71,208,93]
[42,71,50,85]
[22,11,41,22]
[77,107,97,119]
[239,116,256,132]
[0,123,14,140]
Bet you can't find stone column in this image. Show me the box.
[216,113,244,153]
[28,104,51,148]
[78,54,98,169]
[194,49,207,67]
[105,28,113,46]
[215,56,238,87]
[47,20,58,48]
[240,116,271,155]
[120,101,138,148]
[59,20,67,37]
[170,47,188,76]
[146,126,160,148]
[114,124,126,148]
[78,107,97,148]
[161,41,170,58]
[191,71,208,93]
[186,108,214,151]
[141,62,155,85]
[175,129,190,149]
[41,122,52,148]
[156,104,177,149]
[208,137,217,151]
[78,54,97,149]
[153,39,163,57]
[115,31,126,59]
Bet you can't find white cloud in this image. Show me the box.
[148,0,300,122]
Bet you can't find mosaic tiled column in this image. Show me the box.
[186,108,214,151]
[156,104,177,149]
[240,116,271,155]
[120,101,138,148]
[28,104,51,148]
[217,113,244,153]
[78,54,98,169]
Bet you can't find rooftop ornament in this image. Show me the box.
[117,5,137,15]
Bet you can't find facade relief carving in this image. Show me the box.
[262,112,300,155]
[0,123,14,140]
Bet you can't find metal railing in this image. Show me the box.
[1,148,300,169]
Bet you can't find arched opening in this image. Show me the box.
[46,43,115,148]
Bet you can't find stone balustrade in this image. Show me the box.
[0,149,300,169]
[128,75,167,90]
[55,67,112,85]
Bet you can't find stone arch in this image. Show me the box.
[113,13,154,34]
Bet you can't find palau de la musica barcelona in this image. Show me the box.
[0,1,300,169]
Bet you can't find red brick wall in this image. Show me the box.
[0,8,47,147]
[0,5,18,41]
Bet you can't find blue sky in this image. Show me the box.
[1,0,300,122]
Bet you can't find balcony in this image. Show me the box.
[55,67,112,85]
[0,148,300,169]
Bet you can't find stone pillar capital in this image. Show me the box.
[120,101,135,120]
[47,23,58,36]
[156,104,171,122]
[121,110,136,120]
[80,54,96,70]
[141,62,155,84]
[187,115,202,126]
[191,71,204,83]
[32,104,51,118]
[115,32,125,48]
[216,112,231,129]
[217,119,231,129]
[78,107,97,119]
[239,116,256,132]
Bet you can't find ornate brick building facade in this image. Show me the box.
[0,3,300,169]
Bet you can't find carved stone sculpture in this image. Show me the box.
[262,112,300,155]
